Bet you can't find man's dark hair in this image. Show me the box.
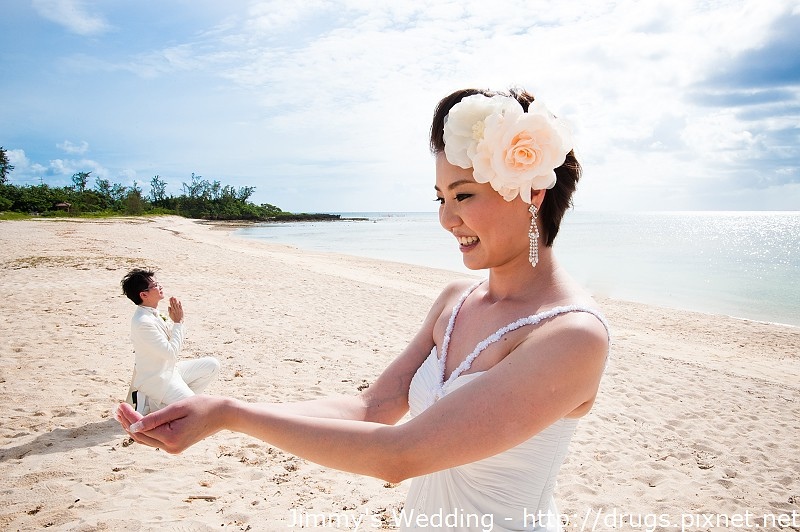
[121,268,155,305]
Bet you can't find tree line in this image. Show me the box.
[0,146,298,220]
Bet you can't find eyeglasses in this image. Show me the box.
[146,282,162,291]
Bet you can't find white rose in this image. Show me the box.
[443,94,521,169]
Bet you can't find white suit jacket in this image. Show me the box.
[129,305,185,405]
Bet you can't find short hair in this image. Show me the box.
[429,87,582,247]
[121,268,155,305]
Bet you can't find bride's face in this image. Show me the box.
[434,153,531,271]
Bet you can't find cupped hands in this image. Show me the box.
[114,395,229,453]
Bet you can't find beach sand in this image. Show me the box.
[0,215,798,531]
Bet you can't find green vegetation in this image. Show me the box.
[0,147,332,222]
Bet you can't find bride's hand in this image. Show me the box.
[115,395,230,453]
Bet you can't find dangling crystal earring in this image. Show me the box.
[528,204,539,268]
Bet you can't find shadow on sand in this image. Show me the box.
[0,418,123,461]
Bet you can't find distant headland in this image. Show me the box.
[0,158,368,223]
[264,213,368,222]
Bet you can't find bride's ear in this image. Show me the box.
[530,188,546,210]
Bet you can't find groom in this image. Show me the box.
[121,268,220,415]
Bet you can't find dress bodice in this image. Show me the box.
[403,281,609,531]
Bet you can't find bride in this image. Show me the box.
[116,87,610,531]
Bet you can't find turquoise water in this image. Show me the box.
[236,211,800,327]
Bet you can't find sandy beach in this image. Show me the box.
[1,215,798,531]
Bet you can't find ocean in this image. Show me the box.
[235,211,800,328]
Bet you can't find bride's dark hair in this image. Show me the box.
[429,88,582,247]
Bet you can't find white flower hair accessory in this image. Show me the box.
[443,93,574,203]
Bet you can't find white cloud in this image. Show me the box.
[245,0,333,33]
[6,149,31,169]
[4,150,48,185]
[31,0,110,36]
[48,159,110,181]
[57,140,89,155]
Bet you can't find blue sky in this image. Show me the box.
[2,0,798,213]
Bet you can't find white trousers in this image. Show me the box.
[149,356,220,411]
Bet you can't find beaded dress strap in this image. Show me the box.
[436,281,611,396]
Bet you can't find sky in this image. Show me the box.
[1,0,799,213]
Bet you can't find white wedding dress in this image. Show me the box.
[402,282,609,531]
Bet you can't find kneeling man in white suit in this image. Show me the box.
[121,268,220,414]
